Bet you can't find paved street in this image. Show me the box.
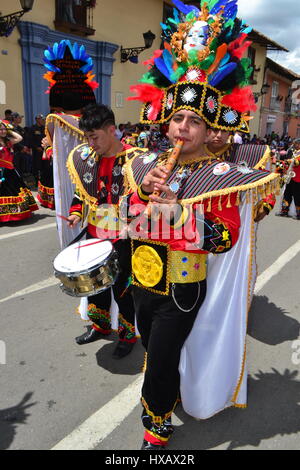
[0,195,300,451]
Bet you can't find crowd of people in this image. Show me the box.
[1,106,299,224]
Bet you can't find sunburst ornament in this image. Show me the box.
[181,87,197,104]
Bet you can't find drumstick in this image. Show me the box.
[57,214,70,222]
[75,240,104,250]
[144,139,184,218]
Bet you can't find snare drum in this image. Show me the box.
[53,239,120,297]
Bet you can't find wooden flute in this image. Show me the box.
[144,139,184,218]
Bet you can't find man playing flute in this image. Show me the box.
[121,0,280,450]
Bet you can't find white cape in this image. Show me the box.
[180,195,256,418]
[52,126,83,248]
[46,114,85,249]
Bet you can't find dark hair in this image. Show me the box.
[79,104,115,132]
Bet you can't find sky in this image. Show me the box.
[237,0,300,74]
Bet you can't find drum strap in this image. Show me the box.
[67,227,88,247]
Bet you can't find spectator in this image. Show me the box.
[233,130,243,144]
[3,109,12,122]
[137,124,150,148]
[28,114,46,185]
[11,112,28,175]
[115,123,125,140]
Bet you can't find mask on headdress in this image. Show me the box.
[43,40,98,111]
[128,0,255,132]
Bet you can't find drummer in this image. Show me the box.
[66,104,141,359]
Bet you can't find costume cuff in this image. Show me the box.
[137,185,151,202]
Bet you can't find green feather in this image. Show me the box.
[171,63,188,82]
[235,59,253,87]
[186,11,198,21]
[205,0,219,11]
[140,72,156,85]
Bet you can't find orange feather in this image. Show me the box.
[207,44,228,76]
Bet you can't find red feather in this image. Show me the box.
[228,33,252,59]
[143,50,163,68]
[221,86,257,113]
[127,84,164,120]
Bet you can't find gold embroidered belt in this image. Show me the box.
[131,239,207,296]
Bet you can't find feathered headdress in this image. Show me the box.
[43,40,99,111]
[128,0,256,132]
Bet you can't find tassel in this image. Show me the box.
[235,191,240,206]
[246,190,250,204]
[218,195,222,211]
[207,197,212,212]
[226,193,232,208]
[253,187,258,204]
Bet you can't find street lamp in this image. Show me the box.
[121,30,156,63]
[0,0,34,37]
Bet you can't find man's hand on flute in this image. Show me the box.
[141,166,170,195]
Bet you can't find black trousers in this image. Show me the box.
[88,238,136,342]
[282,180,300,210]
[133,280,207,421]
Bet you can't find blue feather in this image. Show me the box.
[73,42,79,59]
[53,42,59,58]
[79,45,85,60]
[44,63,60,73]
[219,53,230,68]
[154,57,176,83]
[223,4,238,22]
[163,50,174,75]
[242,26,252,34]
[209,63,237,86]
[172,0,200,16]
[211,0,237,16]
[57,42,66,59]
[46,47,55,60]
[173,7,180,23]
[44,50,53,61]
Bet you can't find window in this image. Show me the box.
[270,81,280,110]
[55,0,95,37]
[271,81,279,98]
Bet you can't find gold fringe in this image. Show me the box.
[207,197,212,212]
[246,189,250,204]
[125,156,280,208]
[66,145,98,210]
[253,145,272,170]
[218,195,222,211]
[142,352,147,373]
[45,113,85,140]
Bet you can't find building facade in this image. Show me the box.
[260,58,300,139]
[0,0,298,137]
[0,0,167,126]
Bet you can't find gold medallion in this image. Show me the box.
[132,246,164,288]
